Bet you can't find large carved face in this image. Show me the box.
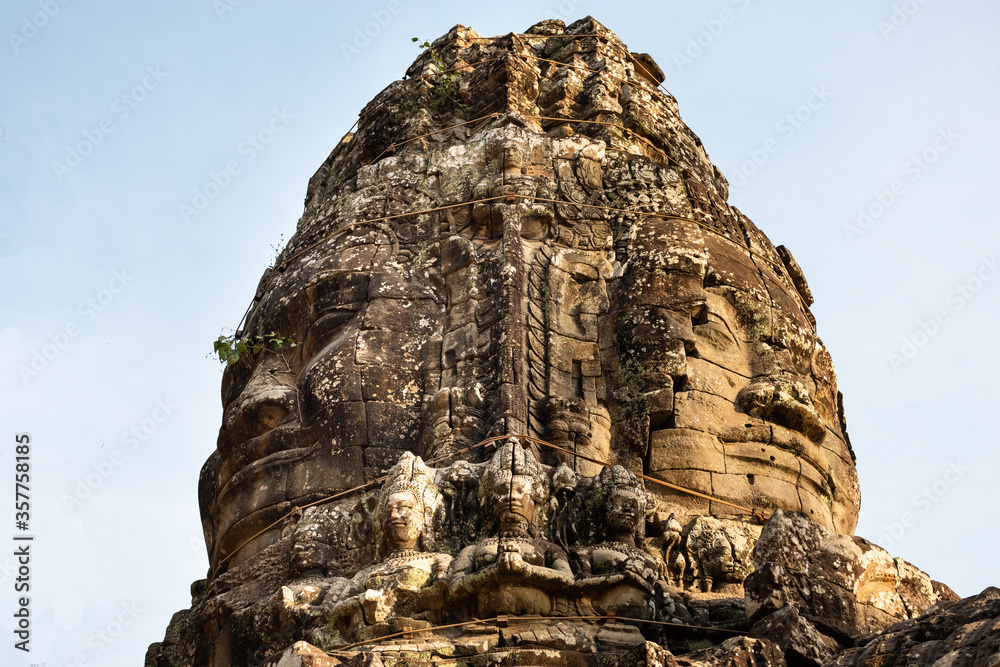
[618,215,859,534]
[199,226,446,567]
[198,19,860,573]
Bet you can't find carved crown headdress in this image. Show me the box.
[480,438,547,498]
[597,465,645,497]
[591,465,647,542]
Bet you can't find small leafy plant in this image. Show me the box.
[213,331,297,367]
[412,37,463,107]
[270,233,287,270]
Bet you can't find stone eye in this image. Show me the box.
[303,309,356,358]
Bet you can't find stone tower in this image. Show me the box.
[148,16,867,667]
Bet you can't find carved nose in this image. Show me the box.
[217,359,298,454]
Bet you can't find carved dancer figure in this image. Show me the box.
[573,466,660,621]
[321,452,451,640]
[686,516,745,594]
[448,439,574,617]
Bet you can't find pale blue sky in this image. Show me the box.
[2,1,998,664]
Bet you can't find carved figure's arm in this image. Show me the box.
[620,558,659,592]
[416,555,454,611]
[447,547,497,597]
[499,549,574,588]
[576,571,627,588]
[321,570,373,625]
[430,554,453,584]
[541,551,576,588]
[325,590,366,625]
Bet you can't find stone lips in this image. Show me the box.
[199,16,859,575]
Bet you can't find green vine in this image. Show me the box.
[212,331,297,367]
[412,38,463,107]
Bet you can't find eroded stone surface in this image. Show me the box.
[674,637,787,666]
[822,587,1000,667]
[745,510,960,663]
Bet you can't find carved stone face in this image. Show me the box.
[448,460,475,484]
[382,491,422,551]
[290,540,326,577]
[200,234,445,566]
[707,538,736,577]
[494,475,536,526]
[618,216,859,534]
[605,489,642,536]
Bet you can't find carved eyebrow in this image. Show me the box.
[251,266,370,332]
[307,271,370,316]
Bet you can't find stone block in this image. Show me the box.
[704,233,767,297]
[630,217,707,277]
[751,605,841,667]
[673,637,787,666]
[299,336,363,405]
[624,269,704,310]
[369,270,443,302]
[287,446,366,502]
[305,271,370,314]
[356,329,441,370]
[649,428,725,474]
[261,640,341,666]
[711,472,801,513]
[440,235,478,276]
[673,390,765,438]
[442,322,477,367]
[549,333,600,375]
[316,401,368,451]
[722,442,801,481]
[363,298,442,335]
[366,401,421,450]
[684,356,749,402]
[360,367,426,405]
[646,468,712,511]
